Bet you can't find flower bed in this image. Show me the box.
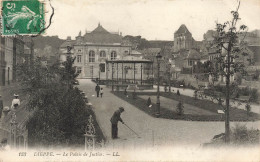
[112,91,260,121]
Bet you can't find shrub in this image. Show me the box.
[194,90,198,100]
[176,101,184,115]
[147,97,152,106]
[132,91,137,99]
[177,90,180,96]
[245,103,251,117]
[206,124,260,146]
[231,124,259,145]
[249,89,258,102]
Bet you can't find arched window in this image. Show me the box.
[111,51,117,60]
[89,50,95,62]
[100,51,106,58]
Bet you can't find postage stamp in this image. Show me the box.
[1,0,45,36]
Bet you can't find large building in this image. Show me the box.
[60,24,152,81]
[0,34,33,86]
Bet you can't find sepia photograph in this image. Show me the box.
[0,0,260,161]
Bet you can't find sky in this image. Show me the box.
[44,0,260,41]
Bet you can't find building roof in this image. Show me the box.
[175,24,191,34]
[131,50,142,55]
[141,48,161,55]
[83,24,122,44]
[90,23,110,34]
[186,49,201,60]
[60,36,76,48]
[247,45,260,63]
[106,56,153,63]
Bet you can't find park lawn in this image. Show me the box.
[112,91,260,121]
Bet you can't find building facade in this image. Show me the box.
[13,36,25,81]
[0,34,31,86]
[60,24,143,79]
[0,36,14,86]
[0,36,5,85]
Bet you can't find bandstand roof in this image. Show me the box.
[106,59,153,63]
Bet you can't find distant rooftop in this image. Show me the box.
[83,23,122,44]
[175,24,191,34]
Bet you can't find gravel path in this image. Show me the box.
[77,79,260,149]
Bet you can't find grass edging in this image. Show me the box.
[112,91,260,121]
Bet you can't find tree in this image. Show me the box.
[17,58,91,147]
[194,90,198,100]
[209,1,248,143]
[60,56,79,90]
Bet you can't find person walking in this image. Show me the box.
[110,107,125,139]
[11,94,20,110]
[0,95,3,118]
[124,89,127,96]
[100,88,104,98]
[95,84,100,97]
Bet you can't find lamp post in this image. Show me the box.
[168,63,171,93]
[155,52,162,117]
[112,62,114,91]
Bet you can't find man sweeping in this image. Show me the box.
[110,107,124,139]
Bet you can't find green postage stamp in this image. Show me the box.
[1,0,45,36]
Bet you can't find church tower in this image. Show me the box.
[173,24,194,52]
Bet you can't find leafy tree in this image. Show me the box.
[17,57,91,147]
[60,56,79,90]
[207,1,248,143]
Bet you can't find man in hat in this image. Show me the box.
[11,94,20,109]
[0,95,3,118]
[110,107,125,139]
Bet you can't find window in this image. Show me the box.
[188,60,193,66]
[134,67,138,74]
[78,49,82,52]
[77,67,82,74]
[125,50,129,54]
[100,51,106,58]
[77,55,82,63]
[89,50,95,62]
[111,51,117,60]
[99,63,105,72]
